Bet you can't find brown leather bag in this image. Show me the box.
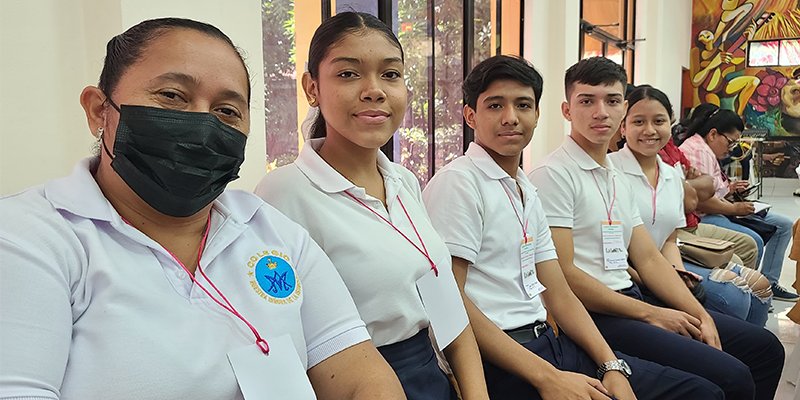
[678,236,735,269]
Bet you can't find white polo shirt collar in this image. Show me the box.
[295,138,403,202]
[43,157,262,268]
[44,157,262,225]
[466,142,521,180]
[613,146,675,183]
[563,134,615,172]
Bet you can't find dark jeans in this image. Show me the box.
[378,328,457,400]
[591,284,784,400]
[483,326,723,399]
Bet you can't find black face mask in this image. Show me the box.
[101,100,247,217]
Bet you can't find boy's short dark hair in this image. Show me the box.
[463,55,543,109]
[564,56,627,99]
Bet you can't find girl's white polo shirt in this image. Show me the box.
[422,143,556,330]
[608,146,686,249]
[529,137,640,291]
[255,138,464,347]
[0,158,369,400]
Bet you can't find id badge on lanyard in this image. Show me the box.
[499,181,546,298]
[416,255,469,350]
[601,221,628,270]
[228,335,317,400]
[521,236,546,298]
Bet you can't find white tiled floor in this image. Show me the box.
[757,178,800,400]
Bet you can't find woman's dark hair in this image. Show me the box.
[618,85,674,149]
[682,104,744,141]
[626,84,674,120]
[98,17,251,103]
[308,12,404,139]
[462,55,543,109]
[672,103,717,145]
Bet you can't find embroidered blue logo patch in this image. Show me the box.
[255,256,296,299]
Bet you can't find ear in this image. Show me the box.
[463,104,477,130]
[532,106,540,129]
[301,72,319,106]
[561,101,571,121]
[707,128,718,141]
[80,86,108,139]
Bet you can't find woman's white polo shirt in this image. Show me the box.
[422,143,557,330]
[0,158,369,400]
[609,146,686,249]
[529,136,640,291]
[255,138,466,347]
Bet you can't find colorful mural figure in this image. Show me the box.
[690,0,800,177]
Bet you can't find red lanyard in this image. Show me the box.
[591,170,617,225]
[500,181,529,240]
[124,215,270,355]
[344,192,438,276]
[649,166,660,225]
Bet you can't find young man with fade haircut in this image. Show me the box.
[528,56,784,400]
[422,54,723,400]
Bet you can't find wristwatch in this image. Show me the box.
[597,359,632,380]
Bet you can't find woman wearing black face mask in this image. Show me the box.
[0,18,404,400]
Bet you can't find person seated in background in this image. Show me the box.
[787,219,800,323]
[529,56,784,400]
[665,106,760,271]
[423,54,723,400]
[679,105,798,301]
[609,85,771,326]
[256,12,488,400]
[0,18,405,400]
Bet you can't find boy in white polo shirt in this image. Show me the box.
[423,55,721,400]
[529,56,784,400]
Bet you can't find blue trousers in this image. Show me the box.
[378,328,456,400]
[702,211,795,285]
[482,326,723,399]
[592,284,784,400]
[685,262,770,326]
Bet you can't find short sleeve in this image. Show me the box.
[294,229,370,368]
[675,169,687,229]
[531,193,558,263]
[528,166,575,228]
[0,198,78,400]
[422,170,483,264]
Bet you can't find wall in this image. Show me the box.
[0,0,265,195]
[633,0,692,119]
[522,0,581,171]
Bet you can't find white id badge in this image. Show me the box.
[416,261,469,350]
[601,221,628,270]
[228,335,316,400]
[521,238,546,298]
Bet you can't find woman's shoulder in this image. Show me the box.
[0,185,86,280]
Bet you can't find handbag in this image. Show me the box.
[678,236,735,269]
[724,214,777,243]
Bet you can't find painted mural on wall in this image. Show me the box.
[690,0,800,177]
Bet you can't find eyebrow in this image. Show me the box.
[482,95,536,103]
[630,112,669,118]
[329,56,404,65]
[148,72,248,106]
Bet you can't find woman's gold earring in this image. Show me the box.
[309,98,318,107]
